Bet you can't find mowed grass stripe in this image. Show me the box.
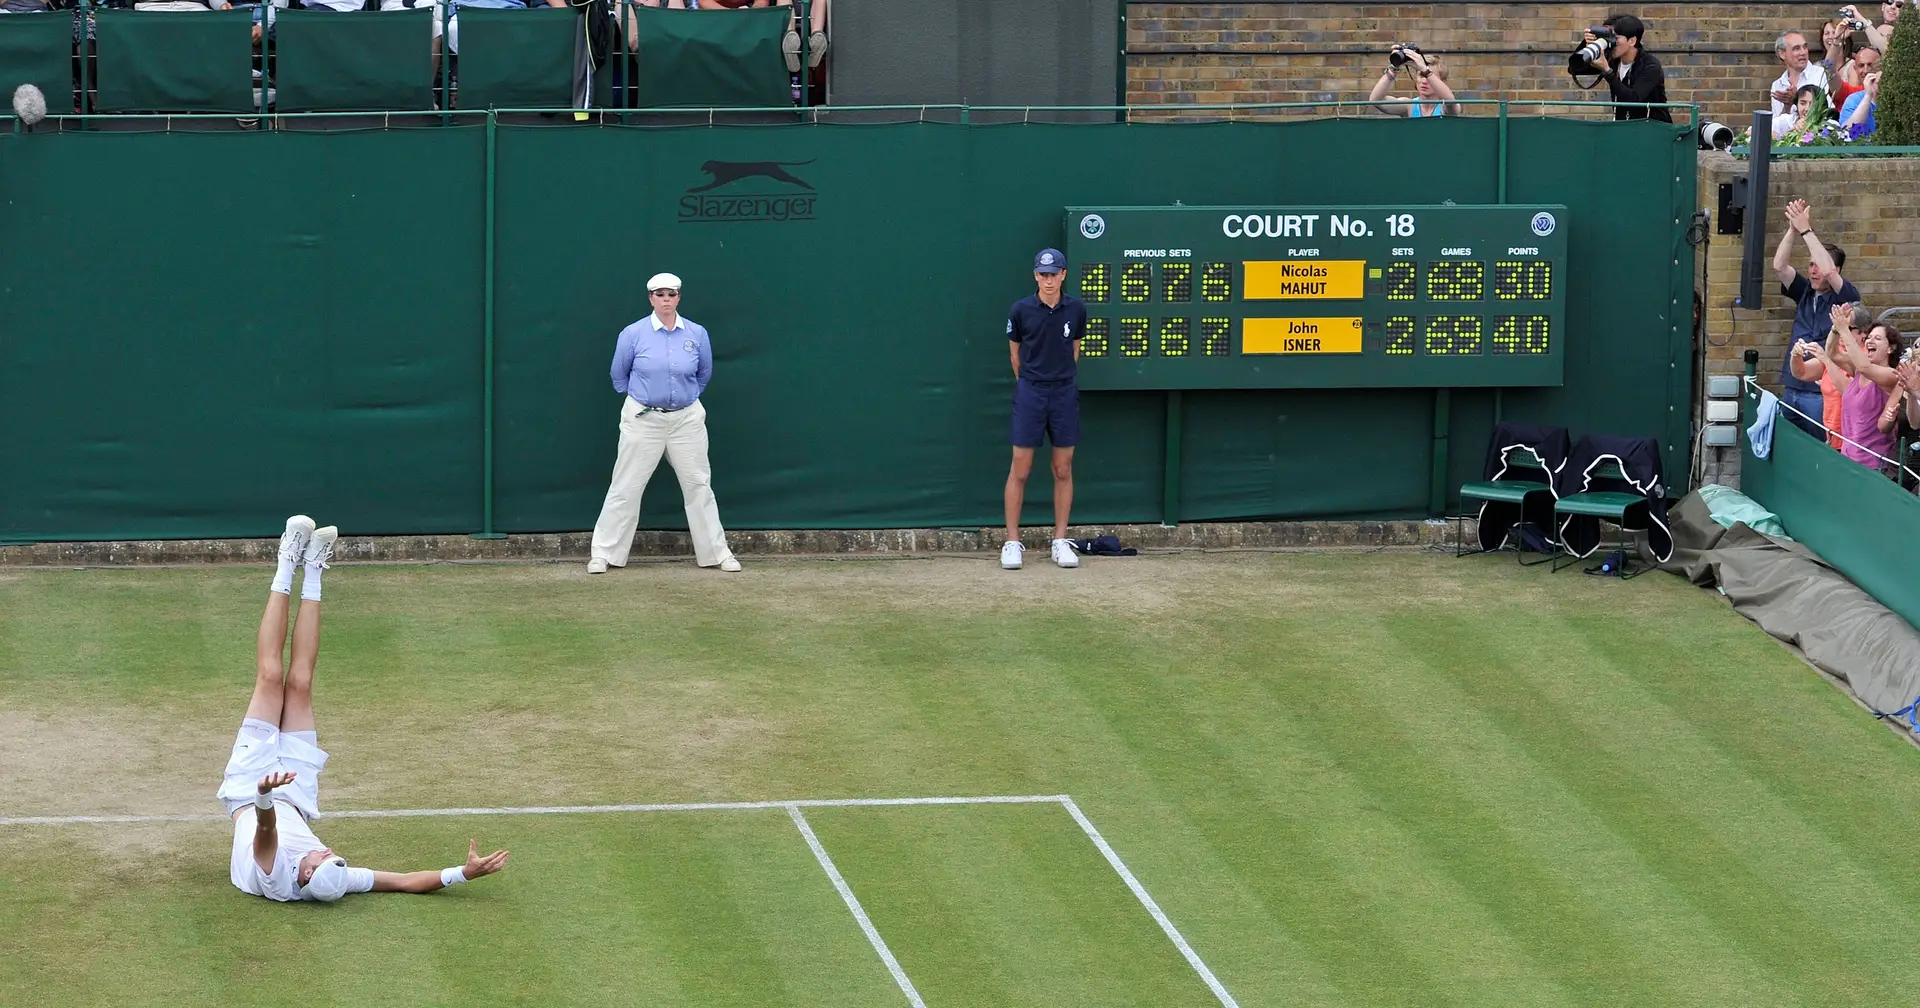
[0,813,915,1007]
[802,802,1221,1007]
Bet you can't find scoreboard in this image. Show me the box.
[1064,205,1568,390]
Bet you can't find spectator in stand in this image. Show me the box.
[1816,17,1852,79]
[0,0,50,13]
[1832,32,1881,107]
[1771,32,1828,134]
[1840,2,1899,49]
[1819,303,1907,471]
[773,0,826,72]
[1367,45,1458,117]
[1773,197,1859,440]
[1841,70,1881,138]
[1775,83,1833,139]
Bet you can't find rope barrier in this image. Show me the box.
[1744,375,1920,485]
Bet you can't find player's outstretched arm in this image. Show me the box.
[252,771,297,873]
[371,839,510,894]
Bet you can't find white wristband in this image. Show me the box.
[440,866,468,887]
[254,792,274,810]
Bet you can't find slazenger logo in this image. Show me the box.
[678,159,818,223]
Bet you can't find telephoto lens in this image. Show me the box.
[1575,26,1614,64]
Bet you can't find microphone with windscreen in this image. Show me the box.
[12,84,48,129]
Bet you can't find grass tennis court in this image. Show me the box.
[5,551,1920,1006]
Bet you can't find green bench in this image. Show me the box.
[1455,448,1556,563]
[1550,460,1650,577]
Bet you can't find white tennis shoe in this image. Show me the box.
[278,515,315,565]
[1051,538,1080,569]
[1000,540,1024,570]
[303,525,338,570]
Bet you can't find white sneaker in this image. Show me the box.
[277,515,315,565]
[719,555,742,572]
[586,558,608,574]
[1000,540,1024,570]
[302,525,338,570]
[782,28,801,72]
[1052,538,1080,568]
[808,30,828,68]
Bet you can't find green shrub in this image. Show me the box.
[1876,20,1920,143]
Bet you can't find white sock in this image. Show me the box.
[272,554,296,596]
[300,563,323,602]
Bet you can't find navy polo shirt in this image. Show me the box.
[1007,293,1087,384]
[1779,272,1859,394]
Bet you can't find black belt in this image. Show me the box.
[1021,377,1075,388]
[637,403,688,414]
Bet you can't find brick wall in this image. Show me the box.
[1694,152,1920,485]
[1126,3,1842,124]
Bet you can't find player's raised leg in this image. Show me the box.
[246,515,313,726]
[280,525,336,735]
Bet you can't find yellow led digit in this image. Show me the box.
[1080,263,1111,302]
[1119,317,1150,357]
[1427,261,1484,301]
[1385,261,1415,301]
[1159,318,1190,356]
[1424,316,1483,355]
[1201,263,1232,303]
[1200,317,1231,356]
[1082,317,1109,357]
[1384,316,1415,356]
[1120,264,1152,303]
[1162,262,1193,303]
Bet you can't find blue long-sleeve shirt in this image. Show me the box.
[610,313,712,410]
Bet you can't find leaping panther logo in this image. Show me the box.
[687,160,816,193]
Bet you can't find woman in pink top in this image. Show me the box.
[1825,304,1904,469]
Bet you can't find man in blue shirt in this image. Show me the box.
[1771,198,1858,440]
[1002,248,1087,571]
[588,272,742,574]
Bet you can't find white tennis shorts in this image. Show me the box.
[216,718,329,820]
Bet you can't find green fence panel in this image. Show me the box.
[1500,115,1697,492]
[1742,416,1920,632]
[0,130,488,542]
[94,9,254,114]
[628,3,788,109]
[456,6,575,110]
[275,8,437,112]
[0,14,72,116]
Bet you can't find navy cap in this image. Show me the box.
[1033,248,1066,274]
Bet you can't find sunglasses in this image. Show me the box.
[650,289,680,297]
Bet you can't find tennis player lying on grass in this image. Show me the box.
[216,515,510,903]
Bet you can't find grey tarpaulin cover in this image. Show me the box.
[1656,492,1920,719]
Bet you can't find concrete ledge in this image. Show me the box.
[0,520,1469,566]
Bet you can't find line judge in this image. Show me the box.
[588,273,742,574]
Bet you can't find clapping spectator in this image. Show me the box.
[1772,197,1859,440]
[1771,31,1829,133]
[1775,83,1833,139]
[1841,70,1882,138]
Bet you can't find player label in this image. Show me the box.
[1243,260,1366,300]
[1243,317,1363,354]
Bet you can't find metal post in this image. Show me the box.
[1161,390,1182,527]
[797,0,810,109]
[80,0,91,124]
[1742,348,1759,426]
[1114,0,1126,123]
[1429,389,1451,516]
[474,110,506,540]
[1737,109,1772,311]
[258,3,269,123]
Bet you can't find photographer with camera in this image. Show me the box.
[1367,43,1458,117]
[1567,15,1671,122]
[1838,3,1898,50]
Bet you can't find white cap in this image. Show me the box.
[646,273,682,291]
[301,857,352,902]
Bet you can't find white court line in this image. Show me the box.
[1060,796,1241,1008]
[0,794,1071,828]
[1,792,1240,1005]
[786,805,928,1008]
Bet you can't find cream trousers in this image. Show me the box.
[590,398,733,567]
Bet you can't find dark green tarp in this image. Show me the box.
[0,13,71,116]
[275,8,437,113]
[94,9,254,114]
[455,6,574,110]
[627,3,788,109]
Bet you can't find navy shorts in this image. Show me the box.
[1010,379,1080,448]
